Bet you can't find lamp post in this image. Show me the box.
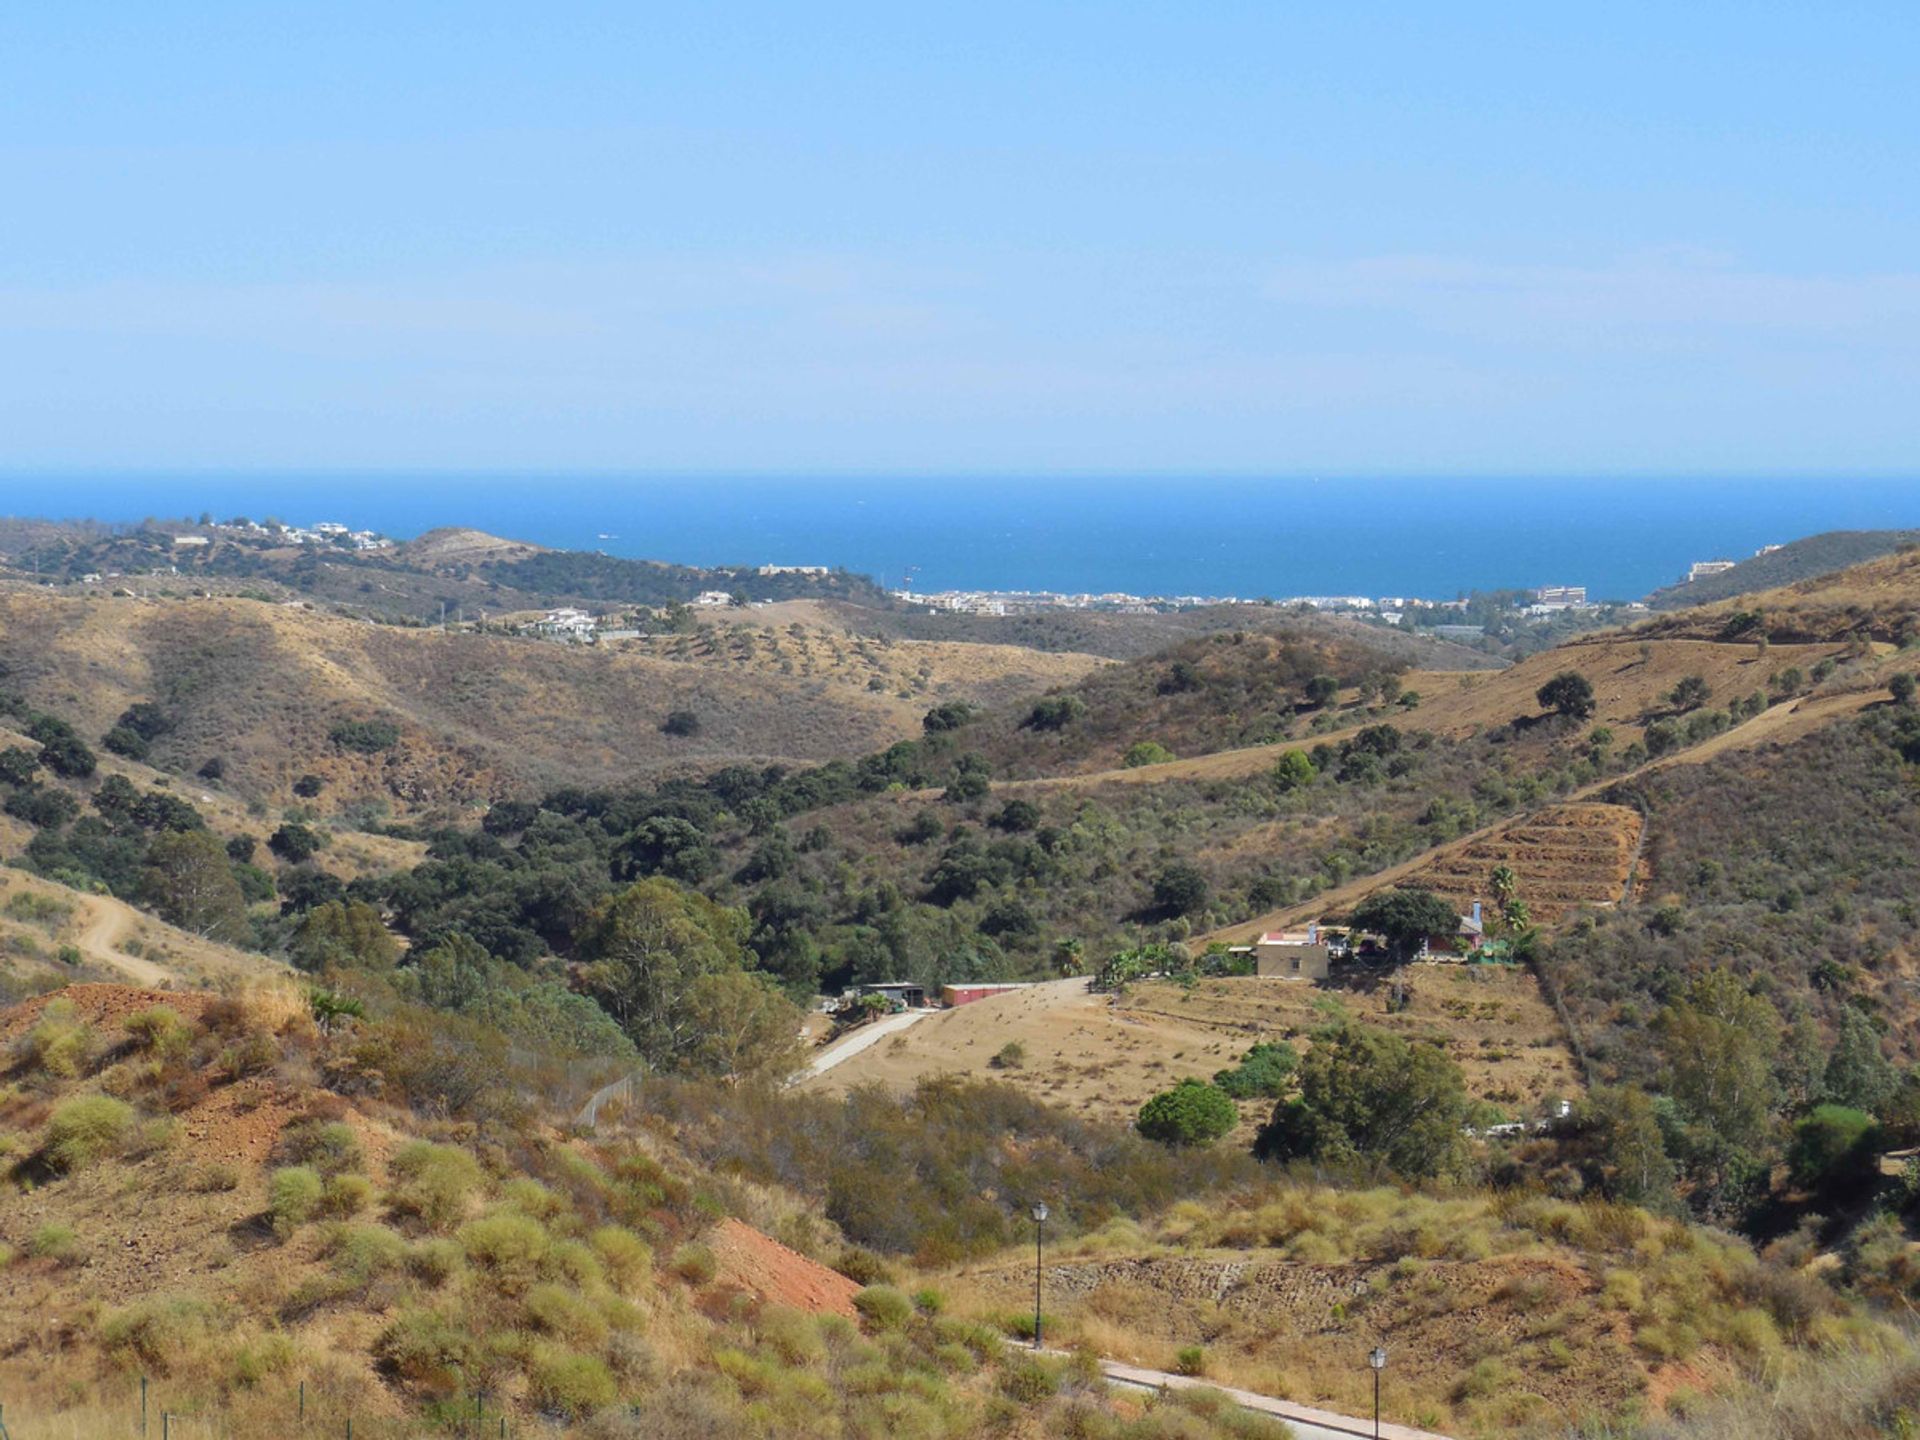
[1368,1346,1387,1439]
[1030,1201,1050,1351]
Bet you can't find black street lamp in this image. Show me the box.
[1369,1345,1387,1439]
[1031,1201,1050,1350]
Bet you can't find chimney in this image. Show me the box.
[1471,900,1482,926]
[1307,922,1318,943]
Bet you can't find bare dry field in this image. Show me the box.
[802,967,1578,1133]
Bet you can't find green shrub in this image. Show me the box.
[375,1306,475,1385]
[588,1225,652,1292]
[329,718,401,754]
[386,1140,482,1231]
[320,1173,374,1218]
[28,1223,81,1264]
[998,1356,1060,1404]
[854,1284,914,1332]
[99,1295,217,1373]
[123,1005,191,1057]
[525,1283,610,1348]
[1123,741,1175,768]
[669,1241,717,1285]
[528,1345,617,1419]
[22,999,92,1078]
[1136,1079,1238,1147]
[280,1119,364,1176]
[407,1237,466,1286]
[989,1041,1026,1070]
[45,1093,134,1171]
[1174,1344,1207,1376]
[323,1223,406,1281]
[1213,1042,1298,1099]
[268,1166,325,1235]
[835,1246,897,1286]
[460,1211,551,1292]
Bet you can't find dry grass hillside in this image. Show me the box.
[1634,543,1920,644]
[0,869,280,996]
[610,613,1106,713]
[0,983,1299,1440]
[937,1183,1872,1437]
[803,969,1578,1131]
[1373,802,1642,925]
[0,591,1082,808]
[0,716,427,883]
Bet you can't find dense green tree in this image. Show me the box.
[269,822,326,863]
[575,878,752,1069]
[1256,1024,1467,1177]
[0,746,40,786]
[139,830,250,943]
[1271,749,1316,792]
[922,701,978,733]
[37,731,97,779]
[1123,741,1175,768]
[1567,1086,1675,1206]
[1891,672,1917,706]
[991,799,1040,833]
[681,969,806,1085]
[1348,886,1459,961]
[1821,1006,1897,1114]
[614,816,716,884]
[1150,862,1210,917]
[1658,970,1780,1155]
[1303,675,1339,708]
[1023,696,1085,731]
[1536,671,1596,719]
[5,785,79,828]
[661,709,701,737]
[1787,1105,1881,1196]
[1668,675,1713,712]
[290,900,400,973]
[1136,1079,1238,1146]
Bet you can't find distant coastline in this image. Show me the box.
[2,474,1915,604]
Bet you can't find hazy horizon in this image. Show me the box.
[5,6,1919,473]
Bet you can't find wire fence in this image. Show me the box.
[0,1378,514,1439]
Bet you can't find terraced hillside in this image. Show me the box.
[1393,802,1644,924]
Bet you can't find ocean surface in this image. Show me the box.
[3,475,1918,602]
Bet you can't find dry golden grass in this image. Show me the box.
[0,590,1092,810]
[931,1186,1895,1435]
[802,967,1579,1131]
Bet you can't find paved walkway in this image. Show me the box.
[1092,1356,1454,1440]
[801,1008,933,1078]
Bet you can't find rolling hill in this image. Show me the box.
[1647,529,1920,610]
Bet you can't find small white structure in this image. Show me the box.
[1687,560,1737,583]
[692,590,735,607]
[533,607,597,640]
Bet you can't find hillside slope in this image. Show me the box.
[0,591,1088,806]
[1648,529,1920,609]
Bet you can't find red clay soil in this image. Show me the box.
[0,982,217,1048]
[708,1218,862,1319]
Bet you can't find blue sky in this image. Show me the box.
[3,3,1918,474]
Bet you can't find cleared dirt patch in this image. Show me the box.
[708,1217,862,1319]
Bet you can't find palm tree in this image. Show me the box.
[1489,865,1519,909]
[1052,937,1085,977]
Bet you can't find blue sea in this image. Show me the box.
[3,475,1917,602]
